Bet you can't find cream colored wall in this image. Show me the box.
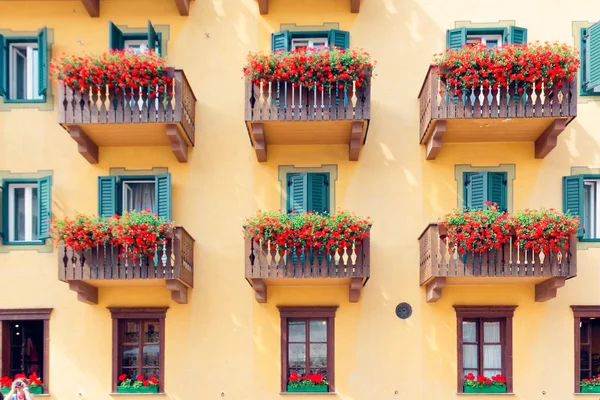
[1,0,600,399]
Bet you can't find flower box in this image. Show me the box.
[582,386,600,393]
[116,386,159,394]
[0,386,43,395]
[463,385,507,394]
[287,385,328,393]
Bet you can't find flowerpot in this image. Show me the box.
[582,386,600,393]
[116,386,159,394]
[287,384,328,393]
[463,385,507,393]
[0,386,42,395]
[1,388,8,395]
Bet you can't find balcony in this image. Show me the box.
[58,69,196,163]
[257,0,361,14]
[418,65,577,160]
[418,224,577,302]
[244,79,371,161]
[244,232,371,303]
[58,227,195,304]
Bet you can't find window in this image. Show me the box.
[0,28,49,102]
[581,22,600,95]
[0,309,51,394]
[571,306,600,392]
[286,173,329,214]
[1,177,52,245]
[563,175,596,240]
[463,172,507,211]
[272,29,349,52]
[98,174,171,219]
[279,307,337,393]
[109,307,167,393]
[110,21,161,55]
[446,26,527,49]
[455,306,516,393]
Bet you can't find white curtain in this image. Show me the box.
[483,322,502,377]
[463,321,478,376]
[126,183,156,213]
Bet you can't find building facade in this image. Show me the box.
[0,0,599,398]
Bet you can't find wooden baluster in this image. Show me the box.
[74,90,83,123]
[516,85,526,117]
[552,85,562,116]
[260,242,269,278]
[543,85,552,117]
[498,85,508,118]
[534,84,543,117]
[141,87,148,123]
[115,87,124,123]
[481,86,490,118]
[507,84,516,118]
[90,88,99,124]
[490,86,499,118]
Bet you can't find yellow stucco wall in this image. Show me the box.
[1,0,600,399]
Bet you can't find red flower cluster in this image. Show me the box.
[434,42,579,95]
[464,373,506,388]
[50,49,173,99]
[288,372,327,386]
[50,211,172,259]
[0,373,42,388]
[243,47,375,90]
[513,208,579,253]
[244,211,371,255]
[118,373,159,387]
[582,374,600,389]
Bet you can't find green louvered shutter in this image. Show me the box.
[508,26,527,45]
[147,20,158,53]
[0,183,5,242]
[563,175,584,238]
[307,173,329,214]
[109,22,124,50]
[271,30,290,52]
[37,176,52,240]
[487,172,507,211]
[328,29,350,49]
[0,34,6,97]
[446,28,467,49]
[37,27,48,96]
[465,172,486,210]
[287,173,307,213]
[98,176,118,217]
[585,22,600,91]
[155,173,172,220]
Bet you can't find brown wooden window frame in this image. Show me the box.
[571,305,600,393]
[0,309,52,395]
[109,307,168,393]
[454,305,517,393]
[278,306,338,393]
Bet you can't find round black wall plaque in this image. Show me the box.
[395,302,412,319]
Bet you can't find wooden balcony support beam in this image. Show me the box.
[251,123,267,162]
[258,0,268,14]
[68,281,98,305]
[80,0,99,17]
[250,278,267,303]
[350,0,360,12]
[166,124,189,163]
[349,121,363,161]
[535,277,567,302]
[534,119,567,159]
[69,126,99,164]
[166,279,188,304]
[349,277,364,302]
[425,277,446,303]
[174,0,190,15]
[425,120,446,160]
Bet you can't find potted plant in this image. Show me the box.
[50,213,114,252]
[116,374,159,394]
[581,375,600,393]
[112,211,172,260]
[0,373,44,395]
[463,373,507,393]
[287,372,328,393]
[512,208,579,253]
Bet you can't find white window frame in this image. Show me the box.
[7,183,39,243]
[584,179,600,239]
[9,42,41,101]
[124,39,148,53]
[291,38,328,50]
[466,34,503,48]
[122,180,156,213]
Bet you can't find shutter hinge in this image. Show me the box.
[583,30,589,41]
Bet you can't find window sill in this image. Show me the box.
[457,393,515,396]
[280,393,337,395]
[2,98,47,104]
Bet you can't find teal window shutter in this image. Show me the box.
[584,21,600,91]
[154,173,172,220]
[0,34,5,97]
[37,27,48,96]
[563,175,585,238]
[147,20,158,53]
[465,172,486,210]
[287,173,308,213]
[98,176,118,217]
[508,26,527,44]
[307,173,330,214]
[0,182,5,242]
[446,28,467,49]
[271,30,290,52]
[37,176,52,240]
[109,22,124,50]
[328,30,350,49]
[487,172,507,211]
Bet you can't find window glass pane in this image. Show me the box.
[464,368,479,377]
[144,321,160,343]
[288,343,306,370]
[483,369,502,378]
[483,322,500,342]
[463,321,477,342]
[122,345,139,368]
[15,48,26,100]
[463,344,478,369]
[122,321,140,343]
[124,182,156,213]
[14,187,26,241]
[143,367,160,380]
[142,344,160,367]
[309,343,327,368]
[309,320,327,342]
[31,187,39,240]
[483,344,502,369]
[289,321,306,342]
[486,40,498,48]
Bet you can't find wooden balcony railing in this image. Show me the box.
[244,231,371,303]
[58,227,195,304]
[418,65,577,160]
[419,224,577,302]
[244,79,371,161]
[58,69,196,163]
